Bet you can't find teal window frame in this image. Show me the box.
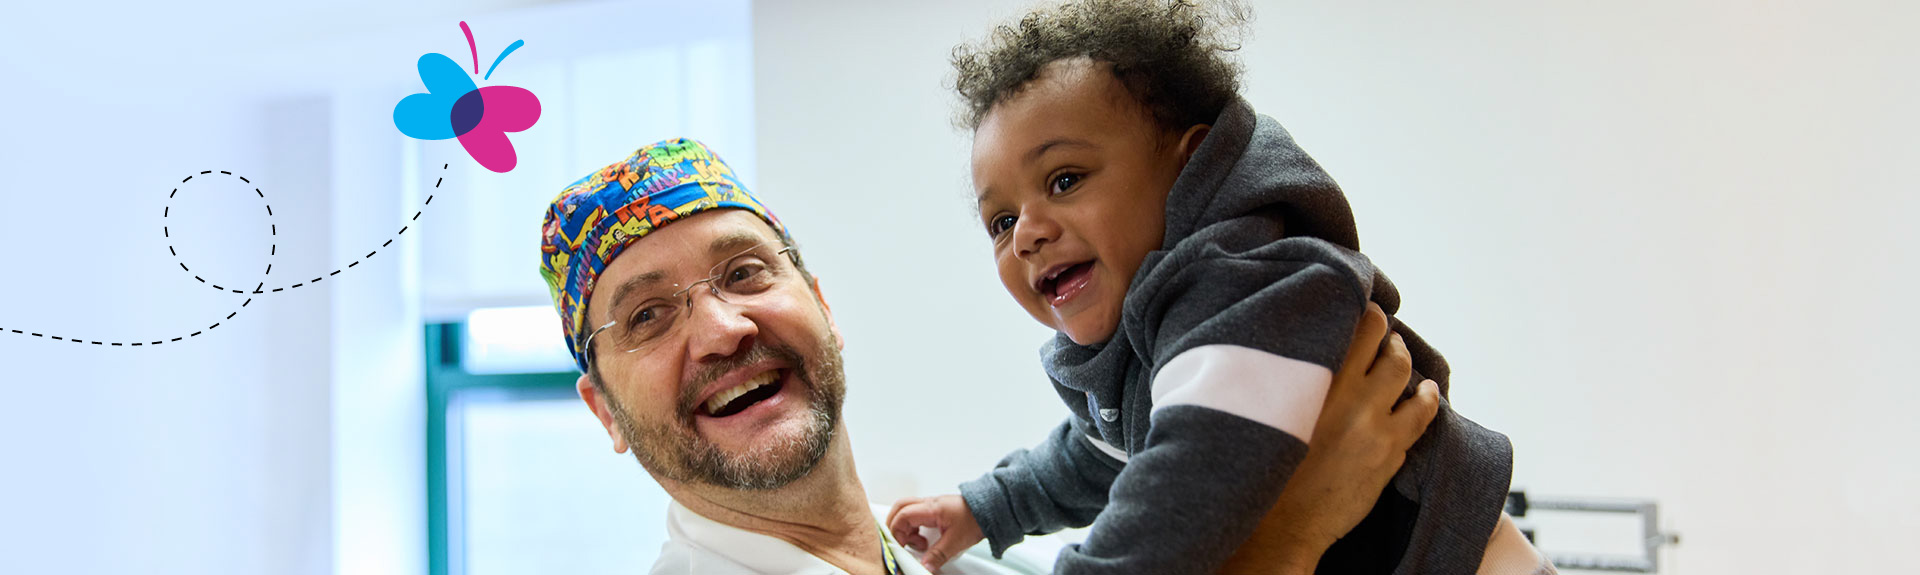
[424,322,581,575]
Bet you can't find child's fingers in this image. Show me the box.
[885,497,919,528]
[925,536,972,572]
[886,503,916,539]
[888,502,936,546]
[899,530,930,552]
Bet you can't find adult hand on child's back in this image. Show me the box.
[886,493,984,573]
[1218,302,1442,575]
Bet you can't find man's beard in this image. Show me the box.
[604,336,845,490]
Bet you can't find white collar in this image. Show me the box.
[659,500,933,575]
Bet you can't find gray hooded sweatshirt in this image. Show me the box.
[957,98,1514,575]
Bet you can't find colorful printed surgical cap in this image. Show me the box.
[539,138,788,372]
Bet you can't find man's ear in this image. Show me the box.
[1176,123,1212,166]
[577,373,629,454]
[811,276,845,351]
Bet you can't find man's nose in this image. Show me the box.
[1013,208,1061,259]
[684,286,757,363]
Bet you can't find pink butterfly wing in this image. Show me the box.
[456,86,543,173]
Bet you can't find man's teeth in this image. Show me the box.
[705,371,779,415]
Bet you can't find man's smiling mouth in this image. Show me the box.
[699,369,785,418]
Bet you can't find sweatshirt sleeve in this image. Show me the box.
[958,415,1125,558]
[1048,233,1381,574]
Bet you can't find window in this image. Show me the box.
[426,321,673,575]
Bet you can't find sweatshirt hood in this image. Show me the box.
[1162,97,1360,253]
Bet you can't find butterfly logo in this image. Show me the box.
[394,22,541,173]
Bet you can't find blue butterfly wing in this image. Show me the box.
[419,52,478,95]
[393,53,478,141]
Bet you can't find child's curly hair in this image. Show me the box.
[951,0,1250,133]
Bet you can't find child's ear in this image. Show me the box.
[1176,124,1212,166]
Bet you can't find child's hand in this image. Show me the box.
[886,494,984,572]
[1219,302,1442,575]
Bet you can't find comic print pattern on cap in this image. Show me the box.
[538,138,788,372]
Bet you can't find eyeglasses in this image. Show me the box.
[582,242,801,367]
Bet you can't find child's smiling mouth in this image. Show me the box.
[1038,260,1097,308]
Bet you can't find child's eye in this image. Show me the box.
[988,214,1018,238]
[1049,173,1083,195]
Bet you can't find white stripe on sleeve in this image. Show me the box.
[1083,435,1130,463]
[1149,344,1331,441]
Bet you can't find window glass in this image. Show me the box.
[453,389,671,575]
[462,306,576,374]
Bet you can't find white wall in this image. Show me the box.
[753,0,1919,572]
[0,2,543,574]
[0,7,338,575]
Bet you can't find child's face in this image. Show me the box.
[971,59,1203,345]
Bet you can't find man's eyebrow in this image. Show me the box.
[605,270,670,320]
[602,231,772,318]
[708,231,764,257]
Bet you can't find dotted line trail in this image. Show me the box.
[1,164,448,347]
